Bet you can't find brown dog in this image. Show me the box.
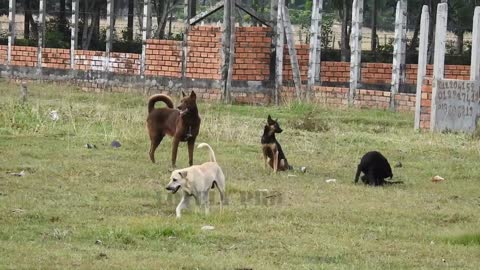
[146,91,201,168]
[261,115,291,173]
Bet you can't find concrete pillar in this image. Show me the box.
[349,0,364,105]
[105,0,114,72]
[71,0,79,70]
[414,6,430,130]
[430,3,448,131]
[307,0,323,101]
[141,0,151,78]
[390,0,408,110]
[37,0,46,73]
[7,0,16,67]
[470,7,480,81]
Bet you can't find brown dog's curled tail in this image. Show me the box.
[148,94,174,113]
[198,143,216,163]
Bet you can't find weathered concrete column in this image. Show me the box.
[283,5,302,101]
[181,0,190,82]
[140,0,151,78]
[307,0,323,101]
[390,0,408,110]
[414,5,430,130]
[70,0,79,70]
[37,0,46,73]
[7,0,16,67]
[470,7,480,81]
[274,0,285,106]
[105,0,114,73]
[430,3,448,131]
[349,0,364,105]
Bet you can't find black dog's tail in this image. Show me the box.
[148,94,174,113]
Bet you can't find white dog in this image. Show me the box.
[165,143,226,218]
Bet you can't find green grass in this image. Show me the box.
[1,81,480,269]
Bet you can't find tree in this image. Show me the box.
[153,0,182,39]
[448,0,477,54]
[126,0,134,41]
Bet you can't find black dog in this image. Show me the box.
[261,115,291,172]
[354,151,402,186]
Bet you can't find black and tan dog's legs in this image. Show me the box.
[273,151,279,173]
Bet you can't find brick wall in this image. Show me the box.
[42,48,70,69]
[283,44,309,81]
[234,27,272,81]
[187,26,222,80]
[11,46,37,67]
[419,78,433,130]
[74,50,106,71]
[320,61,350,83]
[109,52,140,75]
[145,39,181,77]
[0,45,7,65]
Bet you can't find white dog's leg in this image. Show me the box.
[203,191,210,215]
[176,195,190,218]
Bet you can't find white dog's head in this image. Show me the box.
[165,170,188,194]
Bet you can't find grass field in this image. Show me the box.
[1,81,480,269]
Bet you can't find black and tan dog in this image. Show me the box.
[261,115,291,173]
[354,151,402,186]
[146,91,201,168]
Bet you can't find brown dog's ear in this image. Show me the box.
[179,171,188,178]
[182,91,186,97]
[190,91,196,99]
[267,115,274,125]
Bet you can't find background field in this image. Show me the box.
[1,81,479,269]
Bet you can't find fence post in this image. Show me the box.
[414,6,429,130]
[37,0,46,74]
[274,0,285,106]
[430,3,448,132]
[70,0,79,71]
[307,0,323,101]
[181,0,190,84]
[349,0,363,106]
[7,0,15,68]
[105,0,114,73]
[390,0,407,110]
[471,7,480,81]
[283,6,302,101]
[140,0,151,78]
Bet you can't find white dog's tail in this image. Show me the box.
[198,143,216,163]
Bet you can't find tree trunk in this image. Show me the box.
[455,31,464,54]
[408,8,423,53]
[127,0,134,41]
[340,0,349,61]
[371,0,377,52]
[23,0,30,39]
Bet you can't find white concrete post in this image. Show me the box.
[430,3,448,131]
[349,0,364,105]
[274,0,285,106]
[181,0,190,81]
[414,5,430,130]
[470,7,480,81]
[105,0,114,72]
[141,0,151,78]
[7,0,16,66]
[307,0,323,101]
[37,0,46,73]
[390,0,408,110]
[283,5,302,101]
[71,0,79,70]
